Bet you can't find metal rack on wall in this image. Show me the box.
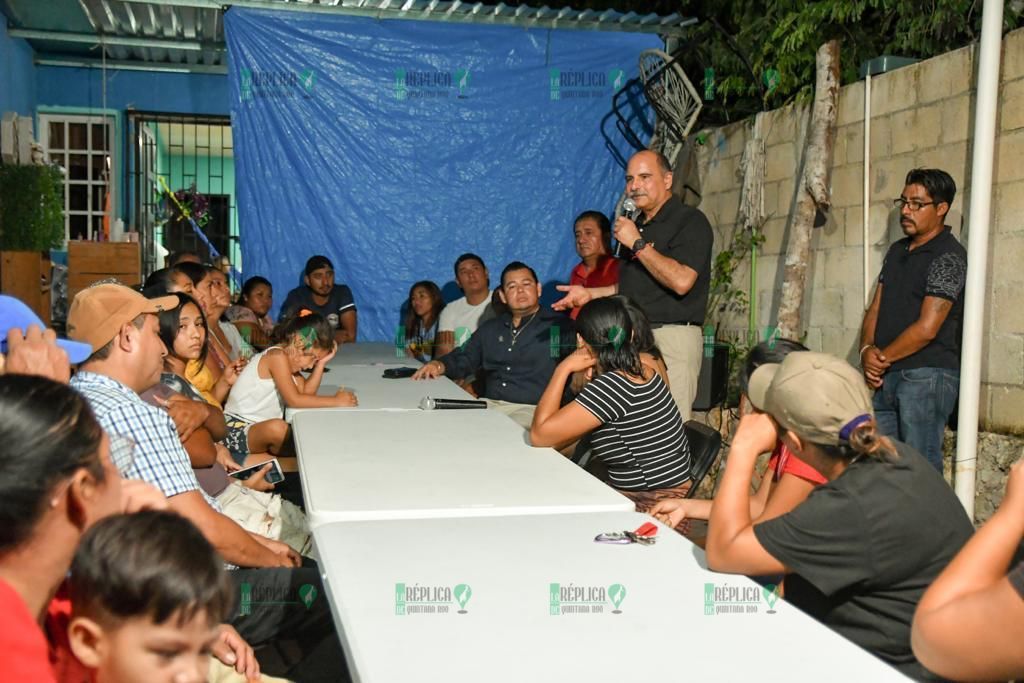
[125,111,237,277]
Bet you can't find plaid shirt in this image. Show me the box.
[71,371,221,511]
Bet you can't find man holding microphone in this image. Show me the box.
[554,149,714,420]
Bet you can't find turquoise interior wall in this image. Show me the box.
[0,23,37,116]
[34,61,237,268]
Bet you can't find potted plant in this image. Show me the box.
[0,164,64,322]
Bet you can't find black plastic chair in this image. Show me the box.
[683,420,723,498]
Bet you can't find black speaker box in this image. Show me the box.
[691,343,730,412]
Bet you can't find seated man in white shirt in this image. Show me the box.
[434,253,494,357]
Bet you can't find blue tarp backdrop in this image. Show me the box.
[225,8,656,341]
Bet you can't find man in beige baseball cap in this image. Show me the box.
[68,285,348,675]
[68,284,178,354]
[745,351,874,448]
[67,284,178,393]
[701,351,974,679]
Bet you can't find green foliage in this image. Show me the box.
[705,225,764,407]
[706,226,764,327]
[671,0,1022,124]
[0,165,64,251]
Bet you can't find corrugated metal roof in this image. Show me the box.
[1,0,696,74]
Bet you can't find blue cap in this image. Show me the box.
[0,295,93,363]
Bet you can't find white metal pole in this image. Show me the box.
[956,0,1005,519]
[863,73,872,307]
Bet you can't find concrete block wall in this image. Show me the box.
[696,27,1024,435]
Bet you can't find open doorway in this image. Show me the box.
[126,112,238,278]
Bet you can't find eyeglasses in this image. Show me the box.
[109,434,136,475]
[893,198,937,212]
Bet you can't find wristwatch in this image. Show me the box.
[632,238,649,253]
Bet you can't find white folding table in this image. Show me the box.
[292,409,633,527]
[330,341,410,366]
[312,511,907,682]
[285,364,471,418]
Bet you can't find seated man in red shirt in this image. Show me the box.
[568,211,620,320]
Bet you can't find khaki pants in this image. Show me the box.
[484,399,537,433]
[216,484,314,559]
[653,324,703,422]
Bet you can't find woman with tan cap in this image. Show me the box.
[704,351,974,679]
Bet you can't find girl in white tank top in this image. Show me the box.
[224,312,358,425]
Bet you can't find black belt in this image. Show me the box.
[649,322,702,329]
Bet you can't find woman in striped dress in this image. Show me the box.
[530,297,692,510]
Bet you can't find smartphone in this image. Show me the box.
[382,366,418,379]
[229,458,285,485]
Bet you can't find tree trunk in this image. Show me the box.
[776,40,840,340]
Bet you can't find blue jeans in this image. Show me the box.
[872,367,959,472]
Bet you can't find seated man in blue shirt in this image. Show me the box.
[279,255,357,343]
[413,261,574,430]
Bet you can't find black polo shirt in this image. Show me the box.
[618,196,714,325]
[437,307,576,405]
[875,227,967,371]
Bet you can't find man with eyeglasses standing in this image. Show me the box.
[859,168,967,473]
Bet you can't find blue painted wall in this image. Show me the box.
[0,23,37,115]
[36,66,230,115]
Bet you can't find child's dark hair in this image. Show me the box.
[610,295,662,361]
[175,261,207,287]
[70,511,233,627]
[272,311,334,350]
[575,297,642,377]
[156,292,208,365]
[240,276,272,306]
[739,338,809,397]
[143,266,187,294]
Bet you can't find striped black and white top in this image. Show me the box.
[575,370,691,491]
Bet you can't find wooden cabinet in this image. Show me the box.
[68,241,141,301]
[0,250,51,325]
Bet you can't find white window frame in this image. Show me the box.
[39,113,117,245]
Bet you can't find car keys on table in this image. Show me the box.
[595,521,659,546]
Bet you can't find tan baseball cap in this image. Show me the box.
[67,284,179,351]
[747,351,873,446]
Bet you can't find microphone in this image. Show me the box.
[615,197,638,258]
[419,396,488,410]
[622,197,638,220]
